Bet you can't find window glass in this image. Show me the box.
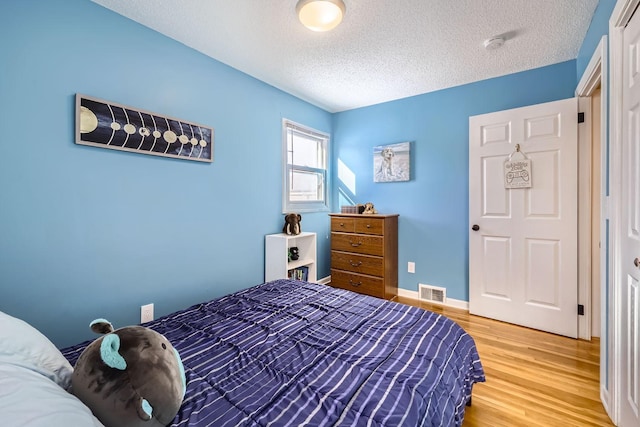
[282,120,329,212]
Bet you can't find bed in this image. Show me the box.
[2,279,484,426]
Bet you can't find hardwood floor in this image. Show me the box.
[395,297,614,427]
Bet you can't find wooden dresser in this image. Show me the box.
[329,213,398,300]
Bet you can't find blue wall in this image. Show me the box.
[577,0,617,78]
[0,0,332,347]
[332,61,577,301]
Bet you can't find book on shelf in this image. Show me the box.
[287,265,309,281]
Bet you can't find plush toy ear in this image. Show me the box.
[99,334,127,370]
[90,318,114,334]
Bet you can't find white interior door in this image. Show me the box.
[469,98,578,338]
[591,89,602,338]
[619,10,640,426]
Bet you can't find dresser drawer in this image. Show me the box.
[331,217,356,233]
[354,217,384,235]
[331,232,383,256]
[331,251,383,276]
[330,270,384,299]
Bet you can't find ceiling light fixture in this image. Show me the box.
[296,0,346,32]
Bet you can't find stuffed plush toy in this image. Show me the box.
[71,319,186,427]
[288,246,300,261]
[283,213,302,235]
[363,202,378,214]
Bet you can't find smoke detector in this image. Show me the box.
[484,36,505,50]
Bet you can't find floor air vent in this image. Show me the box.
[419,284,446,304]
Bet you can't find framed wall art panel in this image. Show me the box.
[373,141,410,182]
[75,94,214,163]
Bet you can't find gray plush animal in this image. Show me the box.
[71,319,186,427]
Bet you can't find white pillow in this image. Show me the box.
[0,311,73,389]
[0,364,104,427]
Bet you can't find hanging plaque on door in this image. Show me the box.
[504,144,532,188]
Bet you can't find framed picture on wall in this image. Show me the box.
[373,141,410,182]
[75,94,214,163]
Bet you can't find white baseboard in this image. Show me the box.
[322,276,468,310]
[397,288,469,311]
[317,275,331,285]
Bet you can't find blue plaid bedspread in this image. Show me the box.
[62,280,485,426]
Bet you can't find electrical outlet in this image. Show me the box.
[141,303,154,323]
[408,262,415,273]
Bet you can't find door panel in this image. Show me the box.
[482,156,511,216]
[527,151,559,217]
[525,114,560,140]
[469,97,578,338]
[482,236,511,299]
[482,122,511,145]
[525,238,559,307]
[620,9,640,425]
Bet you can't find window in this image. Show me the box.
[282,119,329,213]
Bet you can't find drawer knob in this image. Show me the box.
[339,223,345,226]
[349,280,362,287]
[366,224,371,228]
[349,260,362,267]
[350,241,362,247]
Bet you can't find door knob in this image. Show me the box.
[472,224,480,231]
[635,257,640,268]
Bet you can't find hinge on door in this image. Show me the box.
[578,112,585,123]
[578,304,585,315]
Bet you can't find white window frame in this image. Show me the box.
[282,119,330,213]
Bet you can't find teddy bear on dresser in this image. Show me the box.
[362,202,378,214]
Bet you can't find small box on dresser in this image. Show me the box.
[329,213,398,300]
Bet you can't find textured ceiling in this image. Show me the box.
[91,0,598,113]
